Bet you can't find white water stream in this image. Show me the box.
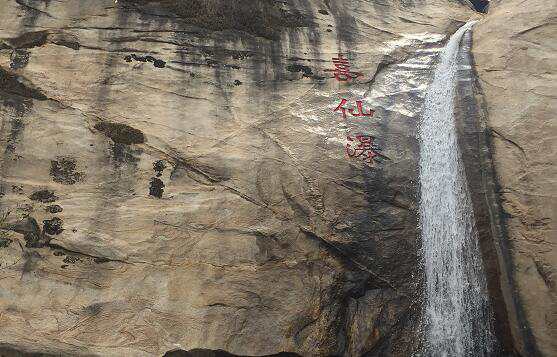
[418,21,494,356]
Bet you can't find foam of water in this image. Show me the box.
[418,21,494,357]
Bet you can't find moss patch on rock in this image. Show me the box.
[0,237,12,248]
[50,157,85,185]
[123,0,309,40]
[29,189,57,203]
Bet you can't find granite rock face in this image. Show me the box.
[473,0,557,356]
[0,0,553,356]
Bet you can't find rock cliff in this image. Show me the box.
[0,0,554,356]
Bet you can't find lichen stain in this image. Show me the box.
[124,53,166,68]
[149,177,164,198]
[29,189,57,203]
[10,49,30,69]
[45,205,63,213]
[84,303,103,316]
[50,157,85,185]
[110,143,142,165]
[5,31,48,49]
[153,160,166,176]
[63,255,79,264]
[0,237,12,248]
[43,217,63,235]
[286,63,314,77]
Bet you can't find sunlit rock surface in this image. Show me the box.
[0,0,553,356]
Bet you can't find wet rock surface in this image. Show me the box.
[1,0,553,356]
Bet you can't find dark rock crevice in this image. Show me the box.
[0,345,63,357]
[163,349,301,357]
[469,0,490,13]
[299,226,397,291]
[457,0,490,13]
[46,242,130,265]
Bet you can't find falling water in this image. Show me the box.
[418,21,494,356]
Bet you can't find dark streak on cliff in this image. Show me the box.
[0,0,54,212]
[323,0,357,52]
[87,7,142,256]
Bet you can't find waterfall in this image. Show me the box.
[418,21,494,356]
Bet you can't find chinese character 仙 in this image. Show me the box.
[334,99,375,119]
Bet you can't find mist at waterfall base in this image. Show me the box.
[418,21,494,356]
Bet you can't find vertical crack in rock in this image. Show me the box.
[84,6,143,270]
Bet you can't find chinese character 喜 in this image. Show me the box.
[334,99,375,119]
[325,54,362,82]
[346,134,379,164]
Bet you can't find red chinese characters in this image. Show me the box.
[324,53,385,166]
[346,134,380,164]
[333,99,375,119]
[325,54,362,82]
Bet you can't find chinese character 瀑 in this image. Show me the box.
[346,134,379,164]
[333,99,375,119]
[324,54,362,81]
